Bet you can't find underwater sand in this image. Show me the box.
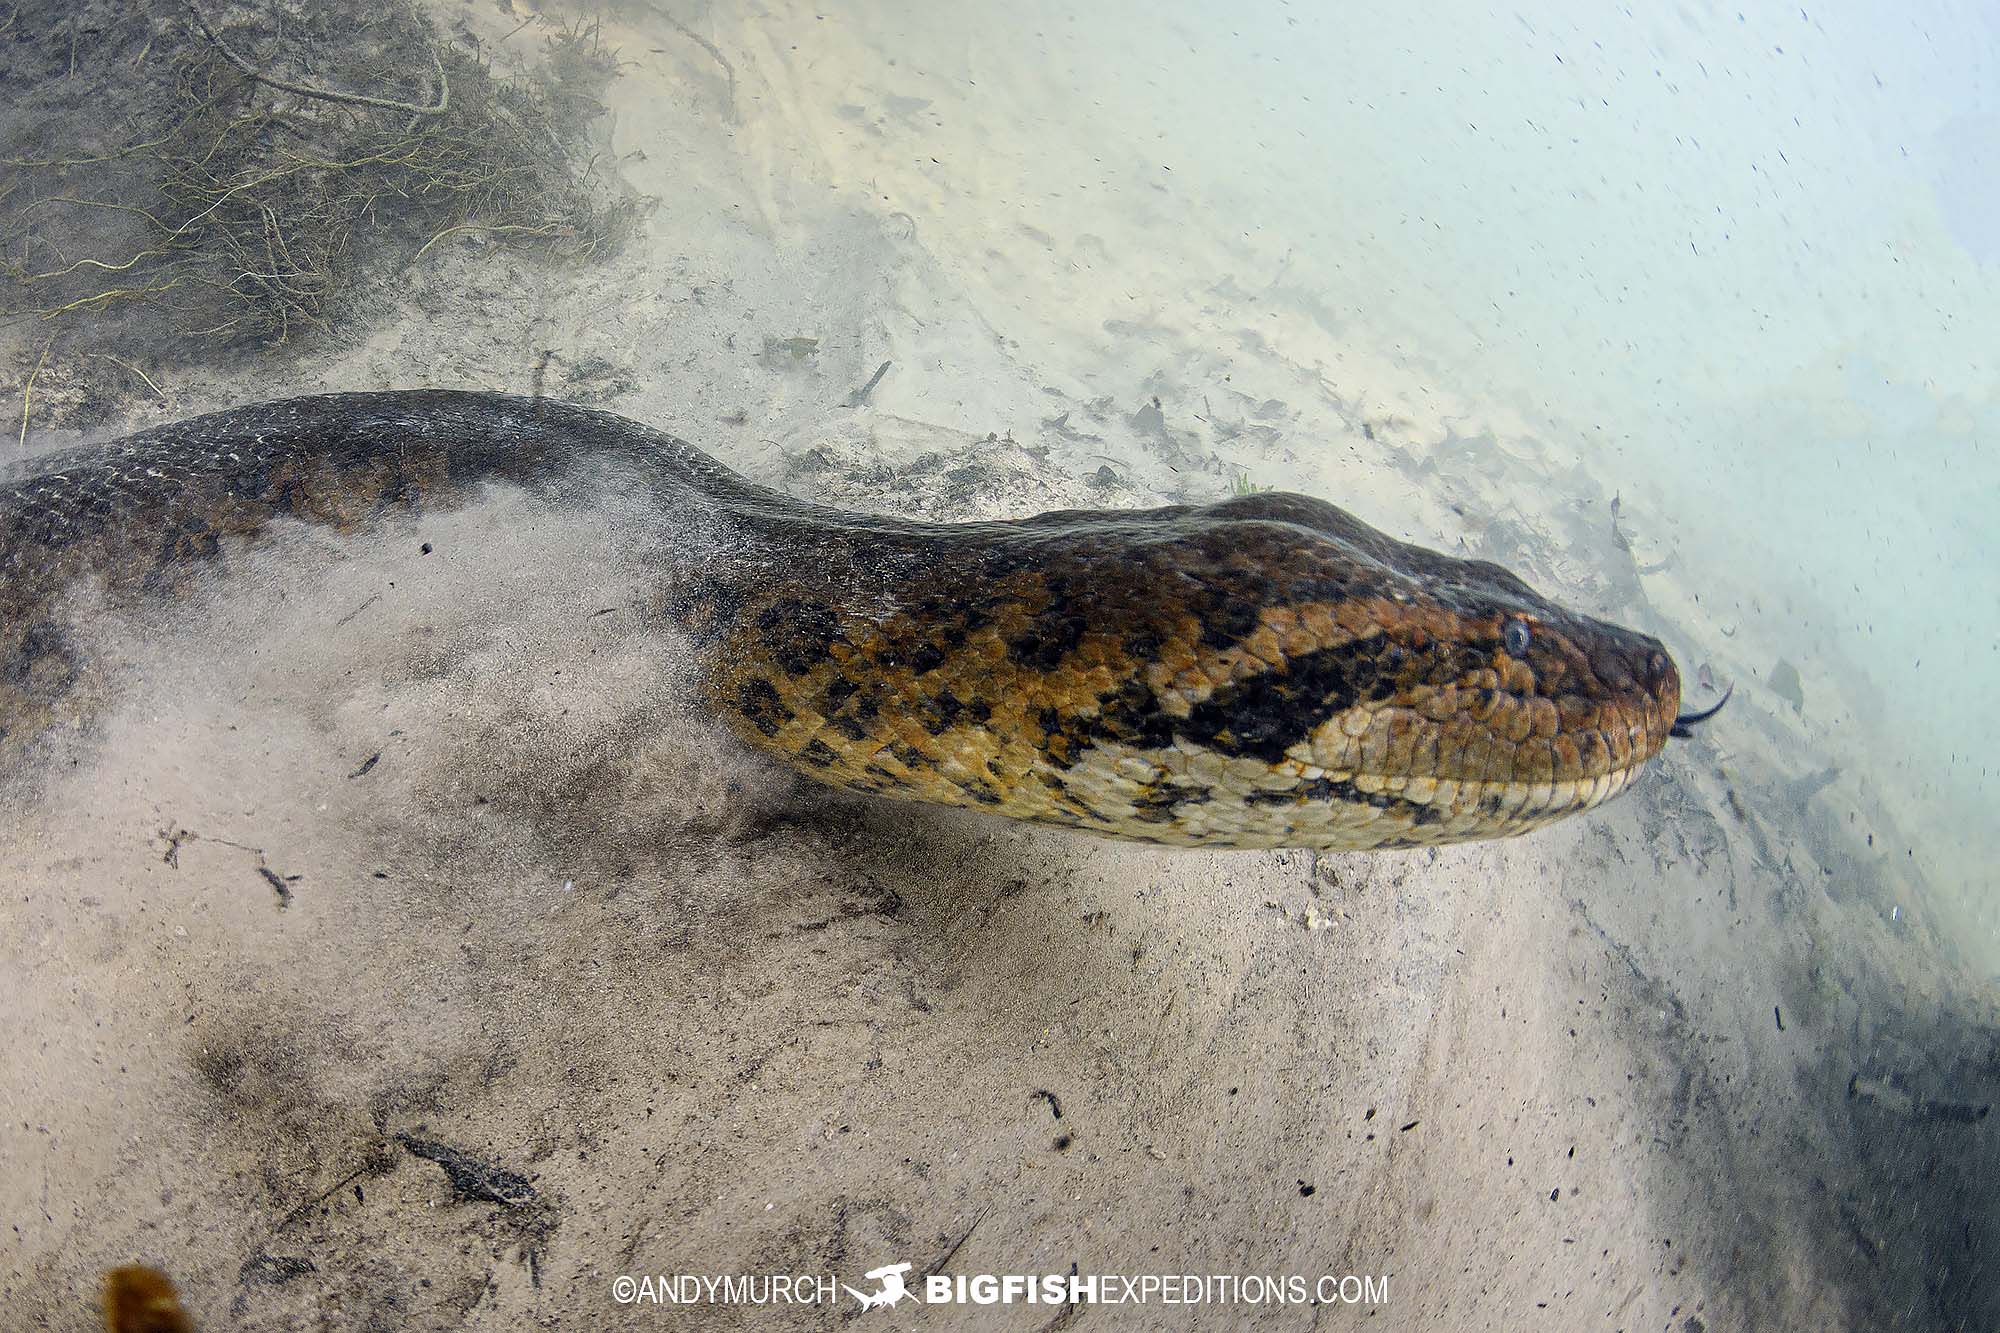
[3,2,1994,1329]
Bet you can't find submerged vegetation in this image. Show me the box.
[0,0,639,356]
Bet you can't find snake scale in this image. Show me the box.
[0,390,1719,849]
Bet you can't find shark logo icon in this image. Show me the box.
[844,1261,919,1311]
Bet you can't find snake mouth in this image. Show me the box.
[1293,657,1680,842]
[1338,753,1651,821]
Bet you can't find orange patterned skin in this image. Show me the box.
[102,1266,195,1333]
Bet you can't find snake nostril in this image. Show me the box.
[1648,651,1670,681]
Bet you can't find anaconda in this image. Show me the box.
[0,390,1720,849]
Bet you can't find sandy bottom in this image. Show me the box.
[3,2,1994,1330]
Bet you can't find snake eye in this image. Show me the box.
[1501,618,1533,657]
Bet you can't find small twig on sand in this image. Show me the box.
[17,337,52,450]
[85,352,168,400]
[650,6,736,121]
[258,865,294,908]
[334,592,383,627]
[154,826,297,907]
[926,1204,992,1278]
[844,359,892,408]
[188,3,450,119]
[411,222,566,265]
[275,1157,384,1233]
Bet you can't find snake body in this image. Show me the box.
[1,391,1687,849]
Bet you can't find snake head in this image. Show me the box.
[712,489,1692,851]
[1117,494,1689,846]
